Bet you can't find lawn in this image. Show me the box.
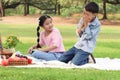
[0,23,120,80]
[0,24,120,58]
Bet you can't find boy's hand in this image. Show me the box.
[82,14,90,28]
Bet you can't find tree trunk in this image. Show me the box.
[2,7,5,16]
[54,0,57,14]
[103,0,107,19]
[106,0,120,4]
[58,4,60,15]
[26,0,29,14]
[84,0,88,5]
[55,4,57,14]
[0,0,3,17]
[24,0,29,16]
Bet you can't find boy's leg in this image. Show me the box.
[58,47,76,63]
[71,49,90,65]
[31,50,57,61]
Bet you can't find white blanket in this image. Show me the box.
[1,57,120,70]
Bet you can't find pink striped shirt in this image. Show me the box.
[39,28,65,52]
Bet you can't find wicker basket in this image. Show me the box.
[0,48,15,59]
[8,60,28,65]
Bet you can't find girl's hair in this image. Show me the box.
[36,15,52,48]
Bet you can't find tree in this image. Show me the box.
[102,0,120,19]
[21,0,61,15]
[106,0,120,4]
[0,0,3,17]
[24,0,29,16]
[0,0,20,16]
[102,0,107,19]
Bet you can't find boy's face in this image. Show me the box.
[83,9,96,22]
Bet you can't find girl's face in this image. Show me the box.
[42,18,53,32]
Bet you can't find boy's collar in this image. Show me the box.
[89,17,98,26]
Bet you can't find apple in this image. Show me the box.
[27,58,32,64]
[20,58,26,61]
[1,59,9,66]
[14,57,21,61]
[8,58,14,61]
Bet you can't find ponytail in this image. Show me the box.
[36,25,41,48]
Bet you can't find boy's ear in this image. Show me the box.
[93,13,97,16]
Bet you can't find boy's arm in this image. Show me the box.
[76,19,84,37]
[82,15,101,40]
[84,24,101,40]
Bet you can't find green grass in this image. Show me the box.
[1,67,120,80]
[0,24,120,58]
[0,23,120,80]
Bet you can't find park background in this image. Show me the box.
[0,0,120,80]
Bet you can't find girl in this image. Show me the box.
[28,15,65,61]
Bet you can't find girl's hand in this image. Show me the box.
[27,47,33,54]
[27,45,37,54]
[37,48,42,51]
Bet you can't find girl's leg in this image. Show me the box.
[71,49,90,65]
[31,50,57,61]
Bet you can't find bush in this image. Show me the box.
[4,35,19,48]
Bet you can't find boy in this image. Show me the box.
[58,2,101,65]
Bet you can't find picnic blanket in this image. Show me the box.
[1,56,120,70]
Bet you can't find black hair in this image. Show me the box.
[85,2,99,13]
[36,15,52,48]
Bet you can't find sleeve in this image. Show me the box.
[39,32,45,47]
[84,24,101,40]
[51,31,61,47]
[76,18,84,37]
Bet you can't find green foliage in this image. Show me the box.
[61,6,83,16]
[4,35,19,48]
[5,5,41,16]
[29,6,40,14]
[2,0,18,3]
[106,3,120,13]
[58,0,83,7]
